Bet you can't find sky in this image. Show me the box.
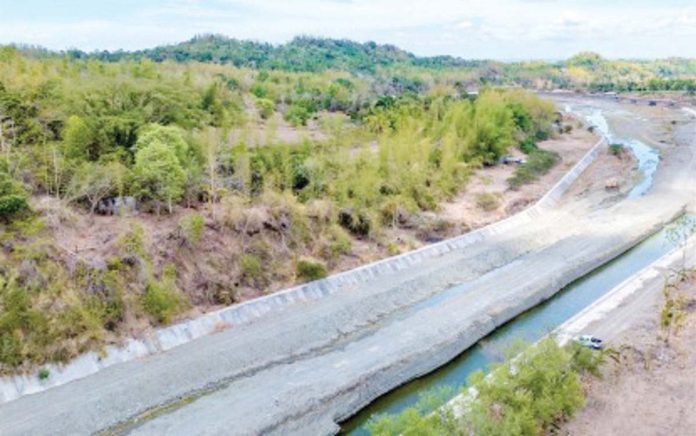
[0,0,695,60]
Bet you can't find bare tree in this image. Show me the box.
[205,128,223,221]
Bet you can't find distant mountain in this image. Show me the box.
[54,34,487,73]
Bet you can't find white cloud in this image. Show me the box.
[0,0,695,59]
[456,20,473,29]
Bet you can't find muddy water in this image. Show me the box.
[570,105,659,198]
[340,102,669,434]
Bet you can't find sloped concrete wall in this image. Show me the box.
[447,232,694,419]
[0,137,606,404]
[537,138,605,210]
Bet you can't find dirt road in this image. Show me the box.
[1,98,694,435]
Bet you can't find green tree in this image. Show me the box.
[135,124,193,165]
[62,115,95,160]
[201,83,226,126]
[135,124,203,207]
[133,141,185,214]
[466,91,515,164]
[0,162,28,221]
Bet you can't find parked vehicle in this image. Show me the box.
[574,334,603,350]
[499,156,526,165]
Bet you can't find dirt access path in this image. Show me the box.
[0,98,693,436]
[440,124,633,229]
[564,275,696,435]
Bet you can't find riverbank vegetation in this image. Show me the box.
[0,47,573,374]
[367,338,605,436]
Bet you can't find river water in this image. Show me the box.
[568,104,660,198]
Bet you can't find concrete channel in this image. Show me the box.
[342,216,691,433]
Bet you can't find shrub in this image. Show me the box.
[507,149,560,189]
[0,275,51,370]
[38,368,50,380]
[415,217,453,242]
[239,254,264,287]
[386,241,401,256]
[0,194,29,220]
[0,168,29,222]
[178,213,205,246]
[296,258,327,282]
[119,225,147,258]
[338,208,372,237]
[569,342,605,377]
[141,266,184,324]
[609,143,624,156]
[255,98,275,120]
[250,83,267,98]
[519,138,537,154]
[368,338,602,435]
[284,104,311,126]
[306,199,334,225]
[475,192,500,212]
[142,282,182,324]
[328,225,352,257]
[380,198,409,226]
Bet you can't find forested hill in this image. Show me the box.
[24,34,488,73]
[13,35,696,91]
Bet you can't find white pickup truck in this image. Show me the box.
[574,334,603,350]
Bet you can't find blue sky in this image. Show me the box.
[1,0,694,59]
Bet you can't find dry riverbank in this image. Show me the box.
[564,273,696,435]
